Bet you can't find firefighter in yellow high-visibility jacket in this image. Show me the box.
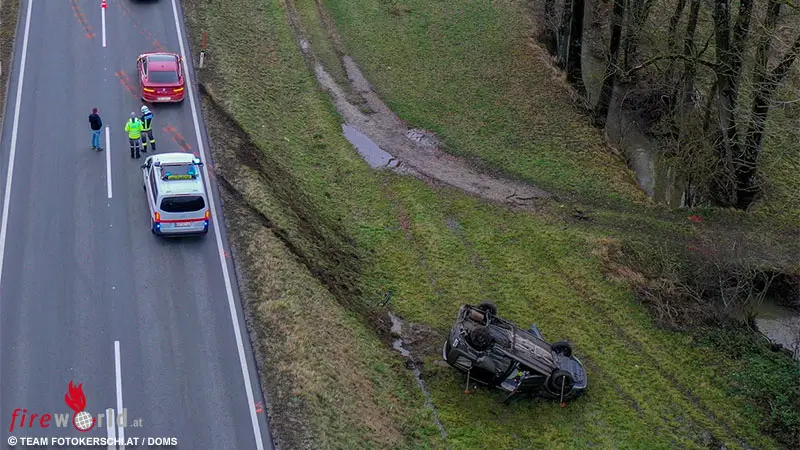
[125,112,143,159]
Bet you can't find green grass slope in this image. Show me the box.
[181,0,796,448]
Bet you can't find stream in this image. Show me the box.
[581,51,686,208]
[753,299,800,360]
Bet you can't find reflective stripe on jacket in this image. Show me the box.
[141,112,154,131]
[125,119,143,139]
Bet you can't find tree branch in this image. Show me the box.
[626,54,715,76]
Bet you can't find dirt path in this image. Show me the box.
[284,0,552,211]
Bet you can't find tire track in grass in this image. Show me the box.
[380,177,446,305]
[461,223,737,446]
[545,243,763,449]
[403,202,681,447]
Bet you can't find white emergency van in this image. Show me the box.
[141,153,210,236]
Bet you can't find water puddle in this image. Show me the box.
[388,312,447,441]
[310,58,550,209]
[342,124,399,169]
[753,300,800,359]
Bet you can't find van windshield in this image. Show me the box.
[160,196,205,213]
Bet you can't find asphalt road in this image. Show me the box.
[0,1,273,448]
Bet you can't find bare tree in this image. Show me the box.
[542,0,558,54]
[621,0,657,72]
[557,0,586,86]
[737,1,800,208]
[592,0,624,125]
[710,0,753,205]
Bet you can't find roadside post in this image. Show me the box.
[199,31,207,69]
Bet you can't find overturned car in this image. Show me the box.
[443,303,587,403]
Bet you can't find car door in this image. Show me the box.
[138,57,148,86]
[141,158,158,215]
[176,56,183,84]
[141,156,152,188]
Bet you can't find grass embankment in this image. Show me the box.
[182,0,797,448]
[0,0,20,140]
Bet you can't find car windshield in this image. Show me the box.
[160,196,205,213]
[160,163,198,180]
[148,69,179,84]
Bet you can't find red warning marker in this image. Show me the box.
[254,402,263,413]
[101,0,107,8]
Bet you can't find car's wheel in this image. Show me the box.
[547,369,575,396]
[477,301,498,317]
[551,341,572,358]
[469,326,495,351]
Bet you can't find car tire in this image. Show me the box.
[547,369,575,396]
[469,326,495,351]
[477,301,498,317]
[551,341,572,358]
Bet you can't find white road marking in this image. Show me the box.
[114,341,125,449]
[106,407,116,450]
[169,0,265,448]
[106,127,112,198]
[0,0,33,289]
[101,5,106,48]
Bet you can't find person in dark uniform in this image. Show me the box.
[140,105,156,152]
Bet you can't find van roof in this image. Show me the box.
[152,153,206,196]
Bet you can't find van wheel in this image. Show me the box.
[551,341,572,358]
[468,326,495,351]
[547,369,575,396]
[477,301,498,317]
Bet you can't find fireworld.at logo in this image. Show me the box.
[64,381,95,431]
[8,380,139,433]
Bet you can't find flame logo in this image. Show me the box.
[65,381,87,413]
[65,381,95,432]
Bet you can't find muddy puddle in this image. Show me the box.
[342,124,399,169]
[388,312,448,441]
[295,33,551,209]
[753,299,800,359]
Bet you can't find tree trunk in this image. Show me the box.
[542,0,558,55]
[665,0,687,83]
[712,0,752,205]
[592,0,624,126]
[558,0,574,69]
[621,0,654,73]
[679,0,701,109]
[728,0,753,101]
[736,4,798,209]
[566,0,585,86]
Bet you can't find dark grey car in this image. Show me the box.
[443,303,587,404]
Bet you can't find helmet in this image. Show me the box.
[130,112,136,118]
[141,105,149,114]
